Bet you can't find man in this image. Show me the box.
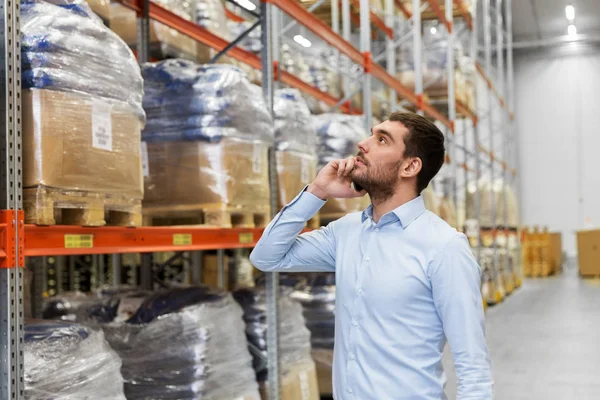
[250,112,493,399]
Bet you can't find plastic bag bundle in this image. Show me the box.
[290,274,336,350]
[22,0,144,119]
[24,320,126,399]
[228,20,262,53]
[233,287,313,382]
[142,59,274,143]
[98,286,260,400]
[312,114,366,168]
[274,88,317,154]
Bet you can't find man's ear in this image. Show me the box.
[401,157,422,178]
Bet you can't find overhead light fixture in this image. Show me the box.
[568,24,577,36]
[430,26,437,35]
[234,0,256,11]
[565,5,575,20]
[293,34,312,48]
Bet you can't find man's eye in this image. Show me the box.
[379,137,386,144]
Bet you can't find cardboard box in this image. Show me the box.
[549,232,563,273]
[577,229,600,276]
[23,89,144,198]
[86,0,110,21]
[276,151,317,208]
[144,138,270,210]
[259,361,320,400]
[202,253,231,290]
[311,349,333,396]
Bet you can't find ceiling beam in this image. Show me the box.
[512,33,600,49]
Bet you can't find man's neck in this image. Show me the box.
[371,189,418,223]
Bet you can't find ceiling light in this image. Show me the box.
[568,24,577,36]
[293,34,312,48]
[430,26,437,35]
[234,0,256,11]
[565,5,575,20]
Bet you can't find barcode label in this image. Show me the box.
[92,100,112,151]
[141,141,149,177]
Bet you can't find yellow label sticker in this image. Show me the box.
[64,234,94,249]
[239,232,254,244]
[173,234,192,246]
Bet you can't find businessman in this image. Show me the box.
[250,112,493,399]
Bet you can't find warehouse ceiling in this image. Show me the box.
[512,0,600,42]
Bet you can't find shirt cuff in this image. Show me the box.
[284,186,327,220]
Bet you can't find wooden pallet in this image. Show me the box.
[24,187,142,227]
[143,203,270,228]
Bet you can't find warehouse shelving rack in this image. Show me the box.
[0,0,517,398]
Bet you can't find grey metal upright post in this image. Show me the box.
[191,251,203,285]
[446,0,457,207]
[385,0,396,113]
[360,0,372,130]
[342,0,351,100]
[0,0,24,395]
[412,0,423,116]
[137,0,150,63]
[470,1,481,263]
[261,0,280,398]
[140,253,153,290]
[217,249,225,289]
[112,254,121,287]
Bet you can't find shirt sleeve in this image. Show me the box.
[249,188,337,273]
[429,233,494,400]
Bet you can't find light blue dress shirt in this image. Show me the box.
[250,189,493,400]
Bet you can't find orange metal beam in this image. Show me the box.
[394,0,412,19]
[454,0,473,31]
[426,0,451,32]
[25,226,267,256]
[272,0,365,66]
[455,99,477,125]
[226,8,246,22]
[349,0,393,38]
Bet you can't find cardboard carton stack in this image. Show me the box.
[22,0,144,226]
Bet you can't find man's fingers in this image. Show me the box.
[344,157,355,176]
[337,159,346,177]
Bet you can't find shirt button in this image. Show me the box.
[357,288,363,295]
[352,320,358,327]
[365,256,370,262]
[348,388,353,394]
[375,228,379,232]
[350,354,356,360]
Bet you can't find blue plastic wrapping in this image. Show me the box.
[22,0,144,119]
[142,59,273,144]
[24,320,126,399]
[312,113,366,168]
[274,88,317,154]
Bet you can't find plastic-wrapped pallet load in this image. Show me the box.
[22,0,144,226]
[274,89,318,214]
[233,287,319,400]
[110,0,228,62]
[312,114,370,218]
[90,286,261,400]
[141,60,273,227]
[24,320,127,399]
[290,274,336,397]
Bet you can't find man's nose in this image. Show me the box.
[357,140,368,153]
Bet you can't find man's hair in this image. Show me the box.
[388,112,445,193]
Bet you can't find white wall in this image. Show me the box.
[515,44,600,256]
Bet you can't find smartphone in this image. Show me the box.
[351,181,364,192]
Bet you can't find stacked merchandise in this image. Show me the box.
[274,89,319,219]
[233,287,319,399]
[89,286,261,399]
[22,0,144,226]
[141,60,273,226]
[227,20,263,84]
[24,320,126,399]
[110,0,228,62]
[290,274,336,396]
[312,114,370,218]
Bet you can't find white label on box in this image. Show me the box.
[300,157,310,183]
[252,143,262,174]
[140,141,149,177]
[92,99,112,151]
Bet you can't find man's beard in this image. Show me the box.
[351,160,401,203]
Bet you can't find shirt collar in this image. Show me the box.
[361,195,426,228]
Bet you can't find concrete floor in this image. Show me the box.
[443,261,600,399]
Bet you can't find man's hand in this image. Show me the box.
[307,157,367,200]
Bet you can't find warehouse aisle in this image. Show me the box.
[443,261,600,399]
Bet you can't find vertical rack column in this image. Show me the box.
[384,0,396,112]
[261,0,280,398]
[360,0,372,130]
[0,0,24,396]
[471,0,481,263]
[445,0,457,207]
[412,0,423,116]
